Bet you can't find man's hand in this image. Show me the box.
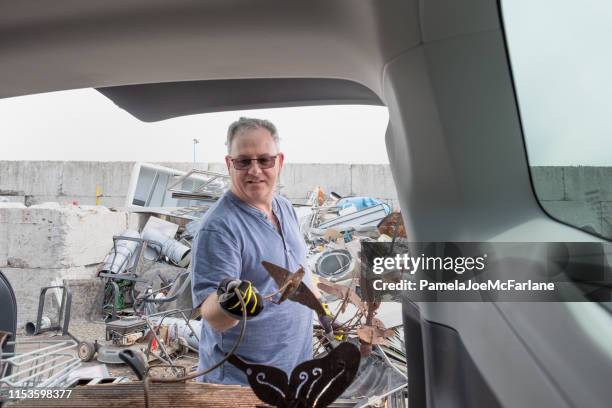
[217,278,264,319]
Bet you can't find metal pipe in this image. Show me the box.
[99,230,141,274]
[24,316,50,336]
[376,344,408,380]
[142,229,191,267]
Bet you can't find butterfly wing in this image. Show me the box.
[228,353,289,407]
[287,342,360,408]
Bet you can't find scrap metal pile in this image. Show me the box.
[85,214,201,370]
[2,163,408,407]
[97,175,408,407]
[94,174,409,406]
[297,187,409,407]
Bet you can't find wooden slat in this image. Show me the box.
[12,382,270,408]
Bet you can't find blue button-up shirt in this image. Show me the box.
[191,190,314,385]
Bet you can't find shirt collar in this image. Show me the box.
[226,190,280,219]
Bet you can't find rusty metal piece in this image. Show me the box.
[262,262,326,317]
[317,280,365,313]
[356,325,395,346]
[228,341,361,408]
[273,266,305,304]
[359,299,380,356]
[377,212,406,238]
[358,241,383,357]
[371,317,387,330]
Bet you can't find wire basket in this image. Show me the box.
[0,339,80,393]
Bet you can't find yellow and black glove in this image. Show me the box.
[217,278,263,319]
[318,302,346,341]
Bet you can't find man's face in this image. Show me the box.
[225,127,284,207]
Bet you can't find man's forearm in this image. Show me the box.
[201,292,239,332]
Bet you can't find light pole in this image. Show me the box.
[193,138,199,168]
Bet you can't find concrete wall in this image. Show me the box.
[0,161,400,207]
[1,161,611,236]
[0,202,140,328]
[531,167,612,237]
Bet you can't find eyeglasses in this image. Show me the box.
[230,155,278,170]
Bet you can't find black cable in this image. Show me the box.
[149,287,247,383]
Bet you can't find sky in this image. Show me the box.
[2,1,611,166]
[0,89,390,164]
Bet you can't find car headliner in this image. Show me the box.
[1,0,419,106]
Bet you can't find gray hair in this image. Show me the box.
[226,117,280,154]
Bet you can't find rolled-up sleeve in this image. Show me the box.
[191,228,241,309]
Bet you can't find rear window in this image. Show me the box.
[501,0,612,239]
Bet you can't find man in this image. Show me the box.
[191,117,314,385]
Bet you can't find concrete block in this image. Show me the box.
[94,196,127,208]
[73,196,126,208]
[350,164,398,199]
[1,204,132,268]
[58,206,132,268]
[0,202,26,213]
[564,167,612,202]
[0,195,25,204]
[61,161,135,197]
[280,163,352,199]
[1,266,99,328]
[0,230,7,267]
[27,195,89,206]
[0,228,7,267]
[540,200,602,235]
[530,166,564,201]
[26,195,124,208]
[0,203,26,267]
[60,161,104,198]
[0,161,64,196]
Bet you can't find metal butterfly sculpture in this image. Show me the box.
[228,341,360,408]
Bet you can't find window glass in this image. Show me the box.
[501,0,612,238]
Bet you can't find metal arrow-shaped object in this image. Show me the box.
[262,261,327,317]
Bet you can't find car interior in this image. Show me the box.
[2,0,611,407]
